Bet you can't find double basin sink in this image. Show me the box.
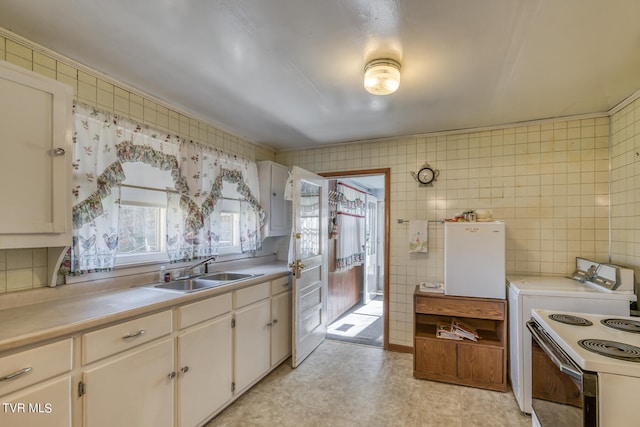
[143,272,262,293]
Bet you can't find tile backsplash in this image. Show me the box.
[0,249,49,292]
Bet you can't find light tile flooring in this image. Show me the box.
[205,340,530,427]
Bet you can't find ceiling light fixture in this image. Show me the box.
[364,58,401,95]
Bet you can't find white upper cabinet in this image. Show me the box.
[0,60,73,249]
[257,160,291,237]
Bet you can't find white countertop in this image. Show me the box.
[0,261,290,353]
[508,276,636,301]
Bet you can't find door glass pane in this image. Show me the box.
[297,181,320,258]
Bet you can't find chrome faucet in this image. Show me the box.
[184,255,217,277]
[581,264,598,283]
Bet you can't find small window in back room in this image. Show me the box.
[116,163,174,265]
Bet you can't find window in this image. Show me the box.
[116,202,168,264]
[217,198,241,254]
[115,163,173,265]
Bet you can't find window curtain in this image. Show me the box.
[166,141,265,262]
[335,182,366,272]
[60,104,265,275]
[60,103,182,275]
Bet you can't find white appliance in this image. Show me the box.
[529,309,640,426]
[444,220,505,299]
[508,258,637,414]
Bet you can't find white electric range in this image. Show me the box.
[529,309,640,426]
[507,258,637,414]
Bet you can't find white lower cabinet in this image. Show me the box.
[270,286,292,367]
[0,273,291,427]
[0,376,72,427]
[233,297,271,394]
[0,338,73,427]
[177,314,232,427]
[82,338,174,427]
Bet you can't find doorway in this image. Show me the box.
[320,169,389,349]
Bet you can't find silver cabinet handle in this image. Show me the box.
[53,147,66,156]
[181,366,189,374]
[266,322,272,328]
[273,319,278,324]
[168,371,176,379]
[0,367,33,382]
[122,329,145,340]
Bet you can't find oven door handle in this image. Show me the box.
[526,320,583,381]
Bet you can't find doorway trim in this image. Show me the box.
[320,168,391,350]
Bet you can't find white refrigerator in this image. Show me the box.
[444,221,506,299]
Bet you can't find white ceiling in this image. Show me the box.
[2,0,640,151]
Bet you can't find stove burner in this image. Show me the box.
[578,339,640,362]
[548,313,593,326]
[601,318,640,334]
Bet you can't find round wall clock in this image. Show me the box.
[417,166,436,185]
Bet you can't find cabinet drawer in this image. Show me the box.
[234,282,270,309]
[0,338,72,396]
[82,310,172,365]
[415,296,505,320]
[270,276,291,296]
[178,293,232,330]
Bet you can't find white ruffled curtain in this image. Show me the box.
[166,141,265,262]
[61,104,183,275]
[61,103,264,275]
[335,182,366,272]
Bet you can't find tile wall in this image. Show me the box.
[610,97,640,285]
[0,30,275,294]
[276,118,611,346]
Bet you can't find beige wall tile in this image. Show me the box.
[7,269,34,291]
[6,53,32,70]
[6,40,31,60]
[6,249,33,270]
[276,114,612,346]
[33,249,48,268]
[33,267,48,287]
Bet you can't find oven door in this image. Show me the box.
[526,320,598,427]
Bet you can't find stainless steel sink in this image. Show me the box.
[152,278,226,292]
[141,272,262,293]
[199,272,256,282]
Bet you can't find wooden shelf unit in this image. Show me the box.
[413,287,507,392]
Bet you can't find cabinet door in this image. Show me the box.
[0,61,72,245]
[83,338,174,427]
[0,376,71,427]
[178,315,232,427]
[234,299,271,393]
[457,345,503,387]
[271,291,292,367]
[414,338,457,378]
[269,163,289,234]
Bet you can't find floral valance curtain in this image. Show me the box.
[62,103,264,276]
[166,141,264,261]
[335,182,366,272]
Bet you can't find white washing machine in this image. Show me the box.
[508,260,636,414]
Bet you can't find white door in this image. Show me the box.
[289,166,328,368]
[363,195,378,304]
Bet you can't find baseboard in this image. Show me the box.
[387,343,413,353]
